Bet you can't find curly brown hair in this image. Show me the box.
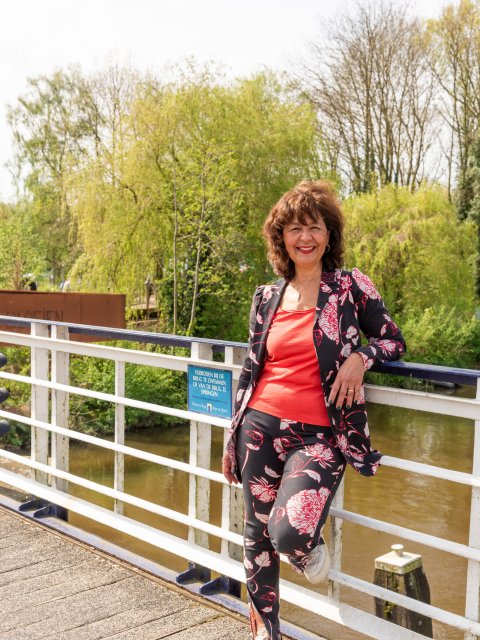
[262,180,345,280]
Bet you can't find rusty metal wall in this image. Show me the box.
[0,291,125,342]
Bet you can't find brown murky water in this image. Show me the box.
[66,388,475,640]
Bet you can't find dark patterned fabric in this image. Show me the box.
[238,407,346,640]
[226,268,406,480]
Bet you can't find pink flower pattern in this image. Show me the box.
[286,487,331,536]
[305,443,335,468]
[318,294,340,344]
[273,436,289,461]
[250,476,278,503]
[352,268,381,299]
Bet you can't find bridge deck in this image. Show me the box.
[0,506,250,640]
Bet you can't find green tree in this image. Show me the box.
[0,202,46,289]
[67,67,327,339]
[7,65,143,284]
[300,2,437,193]
[343,183,478,366]
[7,68,90,281]
[343,183,477,316]
[464,134,480,295]
[427,0,480,213]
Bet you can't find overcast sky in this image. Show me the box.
[0,0,453,202]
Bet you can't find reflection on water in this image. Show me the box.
[69,394,475,640]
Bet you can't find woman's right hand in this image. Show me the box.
[222,451,238,485]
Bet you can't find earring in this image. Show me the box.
[325,244,331,253]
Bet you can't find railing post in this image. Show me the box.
[464,377,480,640]
[188,342,212,549]
[51,325,70,494]
[329,475,345,601]
[221,346,245,562]
[31,323,49,485]
[114,360,125,514]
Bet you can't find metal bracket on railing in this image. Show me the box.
[199,575,241,598]
[176,562,241,598]
[176,561,211,584]
[19,497,68,522]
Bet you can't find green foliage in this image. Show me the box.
[69,349,187,434]
[401,307,480,367]
[7,69,86,280]
[343,183,479,367]
[0,202,47,289]
[343,183,477,318]
[463,134,480,296]
[67,68,325,336]
[0,346,32,448]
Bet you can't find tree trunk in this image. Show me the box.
[188,170,206,335]
[172,143,178,336]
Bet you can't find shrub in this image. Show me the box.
[69,349,187,434]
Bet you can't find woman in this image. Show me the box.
[222,180,406,640]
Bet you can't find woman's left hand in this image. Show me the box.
[327,352,365,410]
[222,450,238,485]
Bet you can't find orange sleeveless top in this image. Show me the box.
[247,307,330,425]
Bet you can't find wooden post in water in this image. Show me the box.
[374,544,433,637]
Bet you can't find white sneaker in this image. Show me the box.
[254,627,270,640]
[304,541,330,584]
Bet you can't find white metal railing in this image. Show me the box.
[0,317,478,640]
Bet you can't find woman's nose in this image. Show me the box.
[299,227,313,241]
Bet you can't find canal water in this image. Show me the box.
[66,386,476,640]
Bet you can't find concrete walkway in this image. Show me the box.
[0,506,251,639]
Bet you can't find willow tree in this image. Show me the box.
[343,183,476,313]
[342,183,478,365]
[7,65,144,283]
[68,68,326,339]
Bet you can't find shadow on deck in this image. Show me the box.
[0,505,251,640]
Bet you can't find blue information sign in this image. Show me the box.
[187,365,233,419]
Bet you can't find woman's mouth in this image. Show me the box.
[296,246,316,254]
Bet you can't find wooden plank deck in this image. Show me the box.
[0,506,251,640]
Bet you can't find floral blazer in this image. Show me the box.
[226,268,406,481]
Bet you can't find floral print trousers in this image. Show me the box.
[236,407,346,640]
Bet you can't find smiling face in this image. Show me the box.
[282,215,330,270]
